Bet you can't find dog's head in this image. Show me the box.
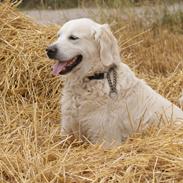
[46,18,121,77]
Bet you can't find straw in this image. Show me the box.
[1,2,183,183]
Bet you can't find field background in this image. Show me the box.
[1,0,183,182]
[19,0,183,9]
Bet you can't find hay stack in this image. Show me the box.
[0,2,183,183]
[0,2,60,102]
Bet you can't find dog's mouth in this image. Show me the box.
[52,55,82,75]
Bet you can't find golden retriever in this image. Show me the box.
[46,18,183,148]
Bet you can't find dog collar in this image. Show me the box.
[87,73,105,80]
[87,65,118,97]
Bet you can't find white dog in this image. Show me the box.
[46,18,183,148]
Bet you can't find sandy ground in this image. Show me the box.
[23,3,183,25]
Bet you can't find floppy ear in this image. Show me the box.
[94,24,120,67]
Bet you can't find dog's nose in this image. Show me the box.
[46,46,57,59]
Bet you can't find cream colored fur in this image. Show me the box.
[50,18,183,148]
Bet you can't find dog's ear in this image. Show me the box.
[94,24,120,67]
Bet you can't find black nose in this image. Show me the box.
[46,46,57,59]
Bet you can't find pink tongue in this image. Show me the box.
[52,61,67,76]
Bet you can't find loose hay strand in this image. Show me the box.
[1,2,183,183]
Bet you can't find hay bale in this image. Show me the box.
[0,2,183,183]
[0,2,61,102]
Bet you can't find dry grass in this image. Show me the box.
[1,2,183,183]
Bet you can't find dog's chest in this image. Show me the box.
[62,80,112,119]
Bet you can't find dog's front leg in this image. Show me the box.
[61,115,83,143]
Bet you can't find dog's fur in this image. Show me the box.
[48,18,183,148]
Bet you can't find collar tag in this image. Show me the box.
[109,90,118,99]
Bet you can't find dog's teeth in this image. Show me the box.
[71,59,75,64]
[65,57,77,67]
[72,57,77,62]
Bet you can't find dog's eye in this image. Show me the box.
[68,35,79,40]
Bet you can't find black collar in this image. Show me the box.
[86,65,117,96]
[87,65,117,81]
[87,72,105,80]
